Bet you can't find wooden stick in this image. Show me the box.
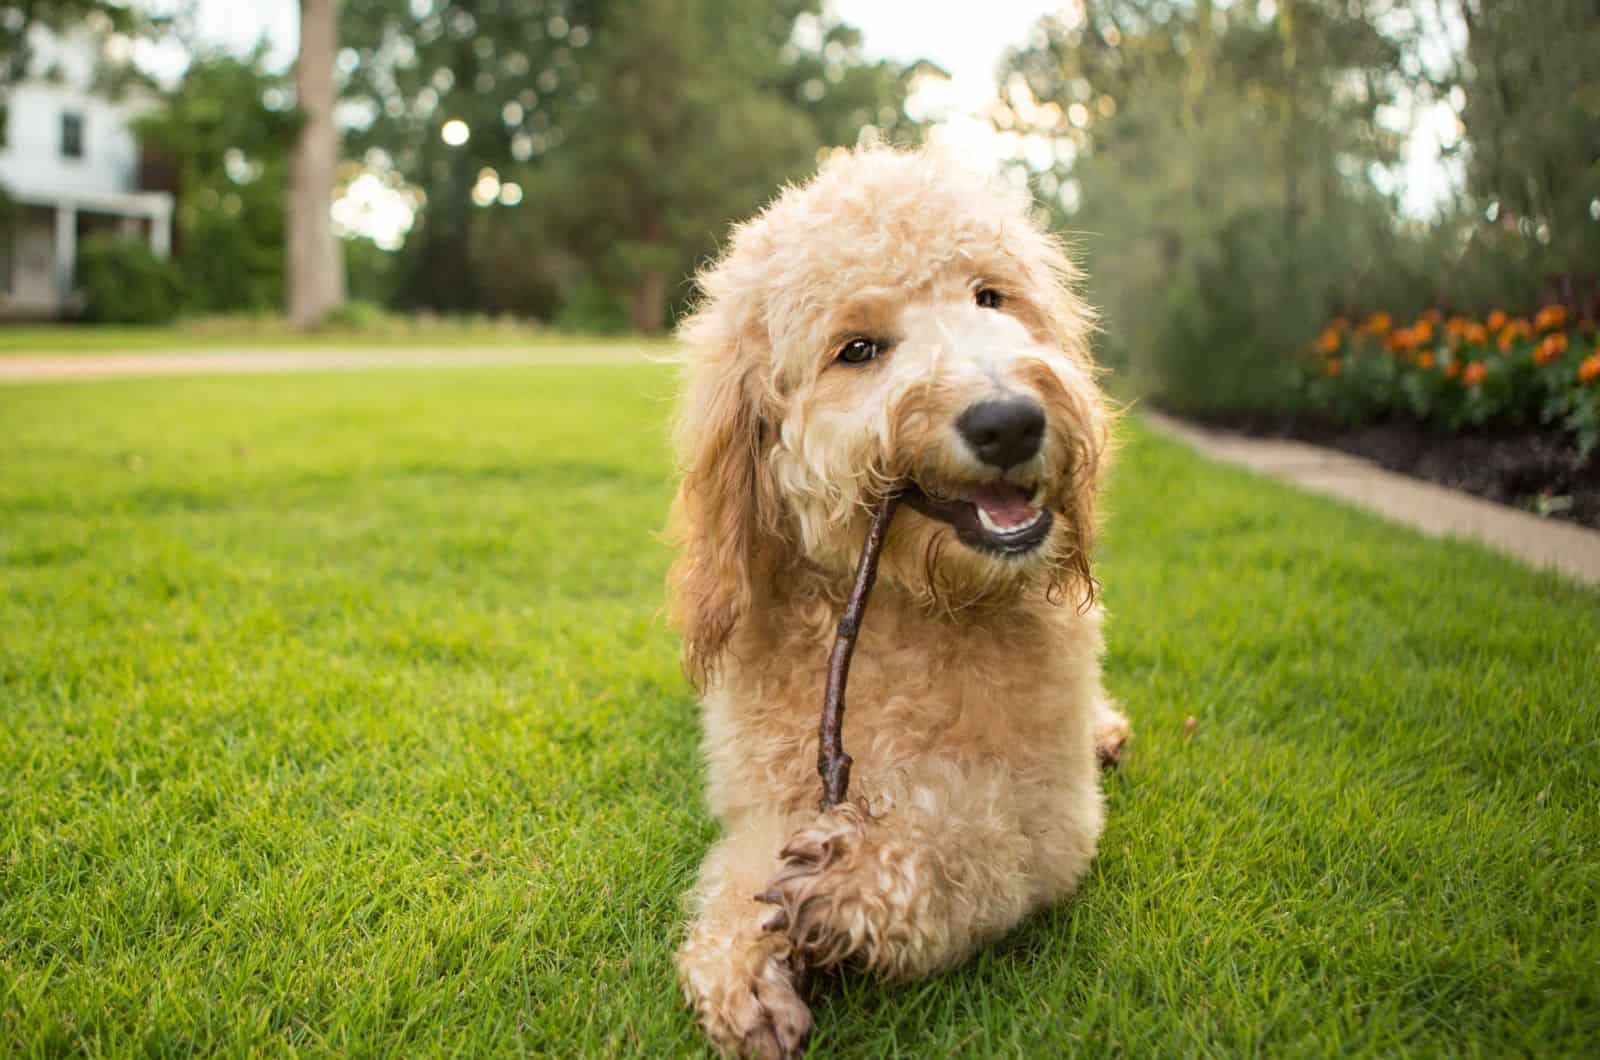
[817,492,900,810]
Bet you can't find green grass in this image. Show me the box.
[2,365,1597,1056]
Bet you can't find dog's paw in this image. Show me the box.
[1094,709,1132,769]
[679,931,811,1059]
[759,803,878,968]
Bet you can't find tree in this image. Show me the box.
[287,0,347,329]
[339,0,596,314]
[1454,0,1600,290]
[526,0,816,332]
[533,0,932,332]
[133,48,296,313]
[337,0,927,328]
[1001,0,1414,409]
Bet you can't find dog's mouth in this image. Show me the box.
[903,479,1053,556]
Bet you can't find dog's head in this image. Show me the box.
[670,147,1110,686]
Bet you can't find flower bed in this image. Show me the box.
[1298,306,1600,461]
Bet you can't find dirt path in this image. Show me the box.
[1145,410,1600,588]
[0,345,658,383]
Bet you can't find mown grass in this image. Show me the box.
[2,365,1597,1057]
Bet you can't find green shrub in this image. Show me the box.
[319,299,393,332]
[554,280,630,335]
[344,236,397,307]
[172,206,284,315]
[77,235,182,325]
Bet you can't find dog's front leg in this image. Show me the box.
[678,813,814,1059]
[761,764,1101,979]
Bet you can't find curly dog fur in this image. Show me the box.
[669,147,1130,1058]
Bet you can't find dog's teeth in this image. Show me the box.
[976,506,1042,536]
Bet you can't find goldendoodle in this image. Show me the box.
[668,146,1129,1058]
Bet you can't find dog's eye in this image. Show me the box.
[975,288,1004,309]
[837,338,884,365]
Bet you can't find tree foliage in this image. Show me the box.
[1455,0,1600,282]
[339,0,929,329]
[0,0,135,88]
[339,0,597,314]
[132,48,297,313]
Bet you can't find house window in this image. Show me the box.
[61,112,84,160]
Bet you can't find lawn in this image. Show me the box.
[2,365,1597,1056]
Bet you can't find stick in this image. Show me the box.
[817,492,900,810]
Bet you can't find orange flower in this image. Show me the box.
[1330,316,1351,333]
[1498,319,1533,353]
[1463,361,1488,387]
[1445,316,1470,338]
[1463,323,1489,346]
[1534,304,1569,332]
[1325,357,1343,378]
[1534,332,1569,365]
[1417,351,1436,370]
[1388,327,1418,353]
[1488,310,1508,333]
[1580,352,1600,386]
[1361,312,1393,336]
[1444,360,1461,379]
[1420,308,1443,326]
[1413,319,1435,345]
[1316,329,1342,355]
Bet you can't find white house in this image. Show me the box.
[0,26,174,319]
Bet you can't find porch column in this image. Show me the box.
[54,203,77,302]
[150,203,172,258]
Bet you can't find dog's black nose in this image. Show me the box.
[956,398,1046,470]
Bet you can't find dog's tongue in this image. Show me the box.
[964,482,1038,530]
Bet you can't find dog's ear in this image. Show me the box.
[1014,227,1113,608]
[1051,409,1106,609]
[1019,320,1112,614]
[667,305,781,690]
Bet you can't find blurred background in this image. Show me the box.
[0,1,1596,416]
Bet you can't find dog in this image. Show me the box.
[667,147,1129,1058]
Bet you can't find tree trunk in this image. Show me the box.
[1279,0,1301,308]
[287,0,346,330]
[630,268,668,333]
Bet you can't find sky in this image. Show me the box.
[833,0,1054,167]
[151,0,1459,232]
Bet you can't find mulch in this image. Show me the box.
[1169,409,1600,531]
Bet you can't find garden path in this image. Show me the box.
[0,346,652,383]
